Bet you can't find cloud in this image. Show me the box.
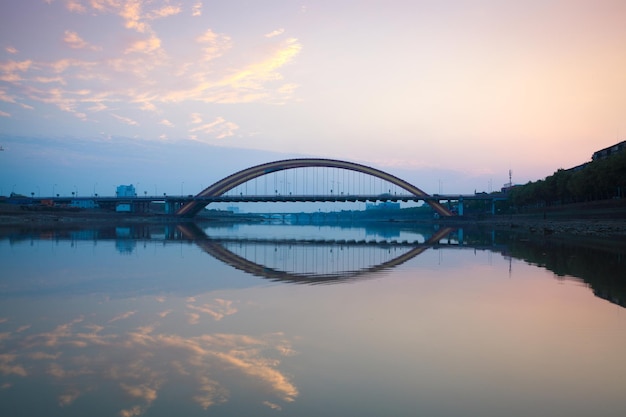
[0,110,10,118]
[192,2,202,17]
[187,298,238,321]
[5,46,18,54]
[0,308,299,412]
[190,113,202,124]
[265,29,285,38]
[125,35,162,55]
[157,310,172,318]
[112,114,140,126]
[0,90,16,103]
[196,29,232,62]
[0,354,28,376]
[186,312,201,325]
[88,102,107,112]
[263,400,282,410]
[119,405,144,417]
[29,352,61,360]
[189,116,239,139]
[45,58,94,74]
[109,311,137,323]
[63,30,102,51]
[0,60,33,82]
[121,383,158,403]
[147,5,182,19]
[65,0,87,13]
[33,76,67,85]
[58,389,81,406]
[213,38,302,101]
[0,1,303,139]
[120,0,148,33]
[193,375,226,409]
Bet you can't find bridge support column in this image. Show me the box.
[458,197,464,216]
[165,201,177,214]
[491,200,496,215]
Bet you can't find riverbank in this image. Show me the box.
[1,212,625,238]
[443,217,626,238]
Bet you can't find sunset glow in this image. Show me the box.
[1,0,625,196]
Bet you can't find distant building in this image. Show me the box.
[116,184,137,197]
[500,184,520,193]
[116,184,137,212]
[592,140,626,161]
[564,140,626,172]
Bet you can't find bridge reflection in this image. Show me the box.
[177,223,455,284]
[2,223,624,307]
[1,223,459,284]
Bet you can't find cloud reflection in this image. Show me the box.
[0,297,297,414]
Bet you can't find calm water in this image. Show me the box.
[1,222,625,417]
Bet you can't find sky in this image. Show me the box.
[1,0,625,199]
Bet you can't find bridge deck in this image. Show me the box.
[32,193,505,203]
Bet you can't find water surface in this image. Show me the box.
[1,223,625,416]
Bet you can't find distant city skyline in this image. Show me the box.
[1,1,625,198]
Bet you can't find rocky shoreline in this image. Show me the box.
[466,218,626,238]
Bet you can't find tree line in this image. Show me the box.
[508,150,626,207]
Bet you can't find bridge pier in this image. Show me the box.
[164,201,177,214]
[458,197,464,216]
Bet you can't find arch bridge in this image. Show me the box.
[176,158,454,218]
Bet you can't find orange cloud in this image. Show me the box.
[147,5,182,19]
[125,35,162,54]
[65,0,87,13]
[0,60,32,82]
[63,30,102,51]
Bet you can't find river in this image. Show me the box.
[1,222,625,417]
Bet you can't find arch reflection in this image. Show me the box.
[178,224,456,284]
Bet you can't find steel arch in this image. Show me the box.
[176,158,454,217]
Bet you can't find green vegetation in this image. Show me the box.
[509,151,626,208]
